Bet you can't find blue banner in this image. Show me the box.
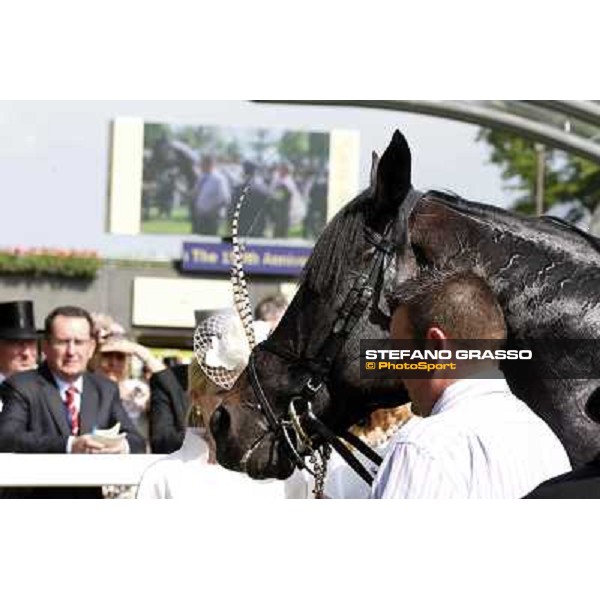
[181,241,312,277]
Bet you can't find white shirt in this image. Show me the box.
[324,441,392,499]
[371,374,571,499]
[136,429,308,499]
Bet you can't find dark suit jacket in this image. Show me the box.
[0,363,146,498]
[525,456,600,499]
[148,366,188,454]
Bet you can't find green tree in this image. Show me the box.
[279,132,310,165]
[477,128,600,215]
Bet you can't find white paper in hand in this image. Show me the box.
[90,423,126,447]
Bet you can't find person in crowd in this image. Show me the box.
[162,356,183,369]
[191,154,231,235]
[89,314,170,496]
[147,295,288,457]
[270,161,303,238]
[137,312,305,499]
[253,293,288,332]
[303,168,328,240]
[322,405,413,499]
[0,305,145,498]
[90,313,165,442]
[230,160,272,238]
[0,300,39,387]
[155,164,179,219]
[370,271,571,499]
[147,296,287,456]
[148,362,189,454]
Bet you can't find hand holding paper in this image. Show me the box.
[89,423,128,454]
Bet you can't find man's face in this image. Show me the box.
[0,339,38,377]
[43,316,96,382]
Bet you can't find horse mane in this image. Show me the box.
[302,187,600,297]
[428,190,600,254]
[301,187,521,296]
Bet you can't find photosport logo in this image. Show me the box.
[360,339,535,380]
[360,339,600,379]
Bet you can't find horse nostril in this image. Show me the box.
[210,405,231,439]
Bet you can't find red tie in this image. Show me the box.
[64,386,80,436]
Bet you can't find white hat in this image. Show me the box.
[193,313,270,390]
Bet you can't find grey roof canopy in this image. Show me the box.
[256,100,600,164]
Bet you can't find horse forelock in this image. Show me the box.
[300,191,372,294]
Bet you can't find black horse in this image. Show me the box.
[211,130,600,480]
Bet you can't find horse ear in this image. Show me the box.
[374,130,412,213]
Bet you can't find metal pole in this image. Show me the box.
[535,143,546,216]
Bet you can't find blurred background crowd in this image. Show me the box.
[141,125,330,240]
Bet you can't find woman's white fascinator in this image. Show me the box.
[193,312,270,390]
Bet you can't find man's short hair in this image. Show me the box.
[389,271,507,340]
[254,293,288,322]
[44,306,94,339]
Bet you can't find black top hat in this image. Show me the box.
[0,301,39,340]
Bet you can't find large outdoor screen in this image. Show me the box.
[108,119,360,246]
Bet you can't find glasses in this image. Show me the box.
[49,338,93,349]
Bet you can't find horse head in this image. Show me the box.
[210,130,422,479]
[212,130,600,480]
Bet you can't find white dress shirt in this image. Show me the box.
[323,441,392,499]
[136,428,308,499]
[371,374,571,499]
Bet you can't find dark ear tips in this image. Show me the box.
[373,130,412,212]
[390,129,410,155]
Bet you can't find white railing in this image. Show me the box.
[0,454,165,486]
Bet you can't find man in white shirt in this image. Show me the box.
[371,272,571,499]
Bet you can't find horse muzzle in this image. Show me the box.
[210,404,296,480]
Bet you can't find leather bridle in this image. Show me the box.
[242,190,424,488]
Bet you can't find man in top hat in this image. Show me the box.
[0,300,39,386]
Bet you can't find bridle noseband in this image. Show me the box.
[244,190,423,494]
